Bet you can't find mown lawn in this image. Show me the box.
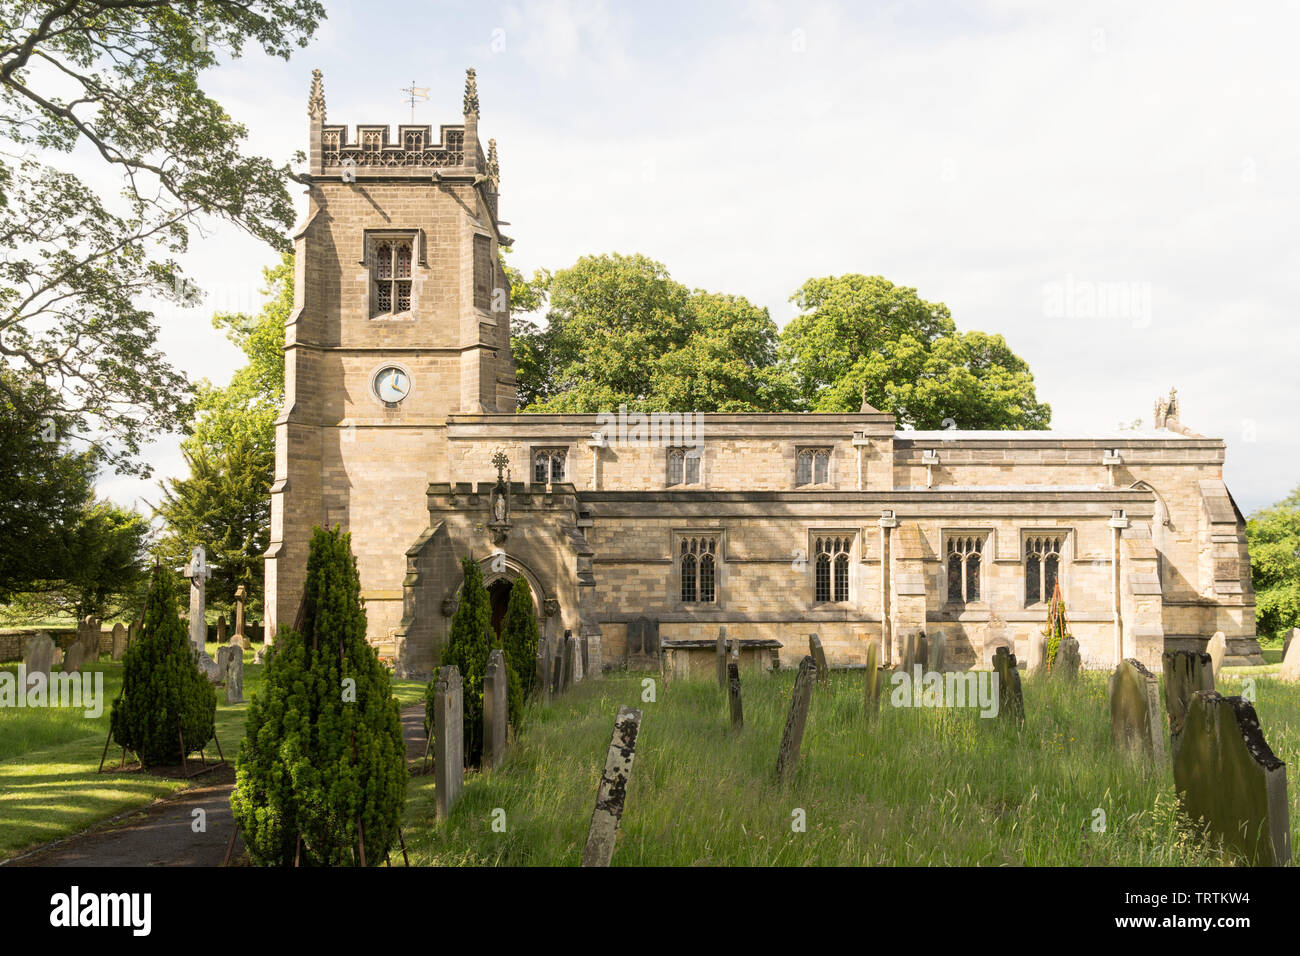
[402,665,1300,866]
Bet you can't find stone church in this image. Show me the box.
[265,69,1262,678]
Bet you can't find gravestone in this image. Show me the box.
[52,647,64,669]
[728,662,743,728]
[64,642,84,674]
[434,664,464,819]
[1026,633,1046,675]
[225,646,244,704]
[716,627,728,689]
[233,584,248,649]
[536,635,550,695]
[915,632,928,672]
[568,630,583,683]
[23,632,55,685]
[79,616,99,661]
[992,647,1024,724]
[626,616,660,667]
[216,645,234,681]
[184,546,212,658]
[927,630,946,673]
[580,705,643,867]
[901,632,917,672]
[483,649,508,769]
[1053,637,1080,680]
[253,643,268,665]
[1284,628,1296,661]
[1163,649,1215,736]
[1207,631,1227,681]
[982,617,1012,668]
[552,636,565,695]
[775,656,818,782]
[863,640,881,716]
[216,614,228,644]
[110,623,127,661]
[1279,632,1300,683]
[586,630,603,680]
[1110,658,1164,761]
[809,633,829,685]
[1173,691,1290,866]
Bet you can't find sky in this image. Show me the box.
[98,0,1299,515]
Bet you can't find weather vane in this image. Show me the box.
[400,80,430,123]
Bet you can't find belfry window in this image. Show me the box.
[814,536,851,603]
[533,448,566,483]
[1025,535,1063,605]
[371,236,414,316]
[797,448,830,486]
[946,535,984,605]
[680,536,718,604]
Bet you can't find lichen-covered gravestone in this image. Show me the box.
[1172,691,1290,866]
[483,649,507,769]
[1053,637,1080,680]
[1162,649,1215,735]
[1110,658,1164,761]
[1206,631,1227,681]
[581,705,643,867]
[23,632,55,685]
[775,656,818,782]
[809,633,829,685]
[927,630,946,673]
[225,646,243,704]
[434,664,464,820]
[992,646,1024,724]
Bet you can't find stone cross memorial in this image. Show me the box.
[184,546,211,657]
[581,705,643,867]
[233,584,248,649]
[1110,658,1165,762]
[776,656,818,782]
[483,649,508,769]
[434,664,464,820]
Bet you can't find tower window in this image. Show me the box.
[533,448,566,484]
[371,235,414,317]
[679,536,718,604]
[667,448,701,486]
[814,536,851,602]
[1024,535,1063,605]
[797,448,831,486]
[945,535,984,605]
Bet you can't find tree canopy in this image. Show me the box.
[1247,485,1300,643]
[0,1,323,474]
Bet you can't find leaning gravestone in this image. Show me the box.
[64,642,84,674]
[992,647,1024,724]
[927,630,946,673]
[1207,631,1227,681]
[434,664,464,819]
[1162,649,1215,736]
[809,633,829,685]
[1279,632,1300,684]
[110,623,128,661]
[1053,637,1080,680]
[1110,658,1165,762]
[1173,691,1290,866]
[23,632,55,685]
[863,640,882,716]
[483,649,508,769]
[775,656,818,782]
[581,705,643,867]
[728,662,743,729]
[225,646,244,704]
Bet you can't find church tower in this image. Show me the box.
[265,68,515,649]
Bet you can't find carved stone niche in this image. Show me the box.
[441,596,457,617]
[543,597,559,618]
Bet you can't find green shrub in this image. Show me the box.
[500,575,540,701]
[110,565,216,767]
[437,556,493,766]
[1044,581,1071,668]
[231,526,406,866]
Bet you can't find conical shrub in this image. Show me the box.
[437,556,493,765]
[499,575,540,703]
[231,526,406,866]
[110,565,216,767]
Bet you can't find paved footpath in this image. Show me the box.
[6,704,427,868]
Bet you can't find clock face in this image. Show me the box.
[373,366,411,404]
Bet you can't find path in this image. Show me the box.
[5,704,427,868]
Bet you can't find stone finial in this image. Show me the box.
[308,68,326,120]
[487,138,500,184]
[1153,386,1179,430]
[463,67,479,116]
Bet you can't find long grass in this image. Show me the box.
[403,666,1300,866]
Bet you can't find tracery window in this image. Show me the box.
[797,448,831,486]
[371,236,414,316]
[946,535,984,605]
[533,448,566,484]
[666,448,701,486]
[1024,535,1063,605]
[680,536,718,604]
[814,536,851,603]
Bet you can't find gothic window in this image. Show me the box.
[945,535,984,605]
[371,235,414,316]
[797,448,830,486]
[667,448,701,486]
[1024,535,1063,605]
[533,448,566,483]
[814,536,851,602]
[680,536,718,604]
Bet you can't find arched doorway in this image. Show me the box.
[488,578,513,639]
